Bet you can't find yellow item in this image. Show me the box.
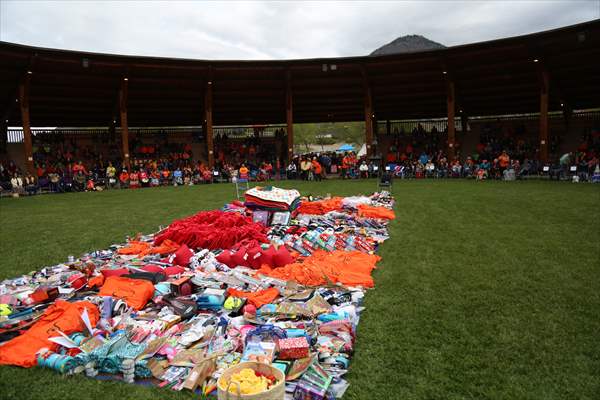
[227,368,269,395]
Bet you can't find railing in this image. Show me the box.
[5,124,289,144]
[376,109,600,135]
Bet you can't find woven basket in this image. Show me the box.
[217,362,285,400]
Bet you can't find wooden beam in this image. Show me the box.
[446,78,456,160]
[18,73,34,175]
[119,78,130,169]
[285,69,294,163]
[205,67,214,167]
[539,68,549,163]
[361,66,374,157]
[0,118,7,154]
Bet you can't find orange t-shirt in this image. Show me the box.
[312,160,322,174]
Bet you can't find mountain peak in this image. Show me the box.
[370,35,446,56]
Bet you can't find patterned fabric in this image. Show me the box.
[245,186,300,207]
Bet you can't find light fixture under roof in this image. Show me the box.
[442,71,447,74]
[27,70,32,75]
[533,59,539,63]
[123,77,128,81]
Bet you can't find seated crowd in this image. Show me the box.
[2,127,599,196]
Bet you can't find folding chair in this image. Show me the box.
[234,173,251,200]
[378,168,393,193]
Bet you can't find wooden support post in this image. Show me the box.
[386,119,391,136]
[0,119,7,154]
[285,69,294,163]
[204,68,214,168]
[539,69,549,163]
[119,78,130,169]
[361,66,374,158]
[446,79,456,160]
[18,75,34,175]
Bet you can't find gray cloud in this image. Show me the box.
[0,0,598,60]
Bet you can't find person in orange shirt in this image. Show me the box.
[239,164,249,180]
[498,150,510,172]
[311,157,322,181]
[342,153,351,179]
[119,169,129,188]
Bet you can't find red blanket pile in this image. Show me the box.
[154,210,268,250]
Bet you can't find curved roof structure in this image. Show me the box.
[1,19,599,127]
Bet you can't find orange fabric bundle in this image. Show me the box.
[227,287,280,308]
[98,276,155,310]
[298,197,343,215]
[258,250,380,288]
[357,204,396,220]
[87,274,105,288]
[0,300,99,368]
[117,239,180,257]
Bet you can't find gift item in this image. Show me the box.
[252,210,271,226]
[278,337,310,360]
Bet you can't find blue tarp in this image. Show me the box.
[338,144,355,152]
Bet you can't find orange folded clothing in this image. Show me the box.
[227,287,280,308]
[0,300,99,368]
[357,204,396,220]
[117,239,180,257]
[298,197,343,215]
[98,276,155,310]
[257,250,380,288]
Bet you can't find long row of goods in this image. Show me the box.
[0,186,395,399]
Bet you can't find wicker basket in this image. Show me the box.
[217,361,285,400]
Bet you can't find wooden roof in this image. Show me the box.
[1,19,599,127]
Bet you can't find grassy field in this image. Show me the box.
[0,180,599,400]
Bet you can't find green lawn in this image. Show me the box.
[1,180,599,400]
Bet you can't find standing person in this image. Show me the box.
[48,170,62,192]
[300,157,311,180]
[275,158,281,180]
[239,163,249,180]
[498,150,510,174]
[311,157,322,181]
[106,162,117,189]
[119,169,129,189]
[559,152,572,177]
[341,153,350,179]
[359,161,369,178]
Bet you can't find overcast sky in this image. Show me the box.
[1,0,598,60]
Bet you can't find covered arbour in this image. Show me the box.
[1,19,599,175]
